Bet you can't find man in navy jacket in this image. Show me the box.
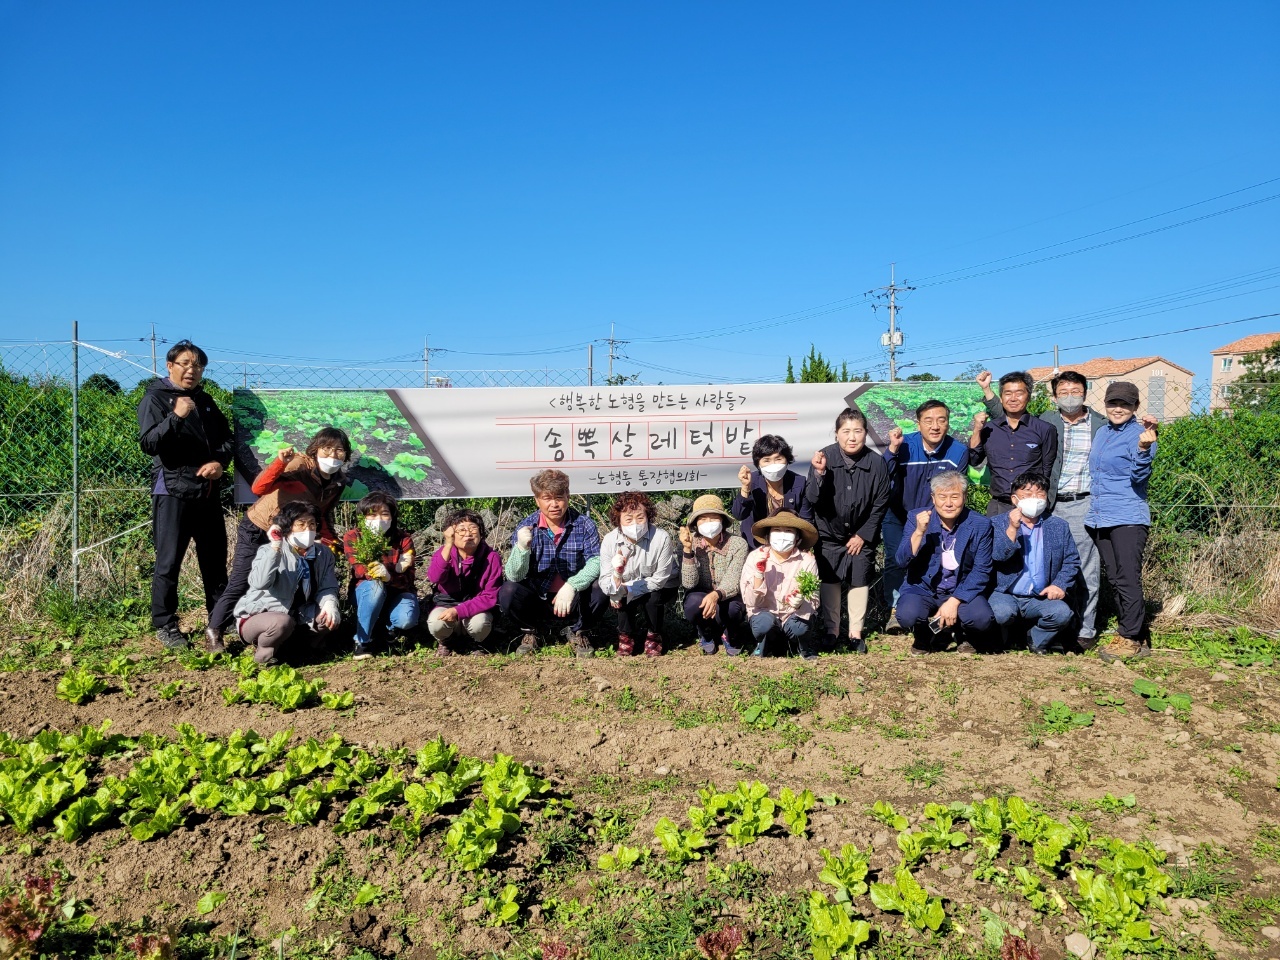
[990,472,1081,653]
[896,469,994,655]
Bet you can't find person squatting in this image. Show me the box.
[141,342,1159,666]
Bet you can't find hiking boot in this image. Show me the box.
[956,640,978,655]
[884,611,902,634]
[515,631,539,656]
[617,633,636,657]
[352,643,376,661]
[569,631,595,659]
[204,626,226,655]
[437,641,457,658]
[157,624,188,651]
[643,632,663,658]
[1097,636,1147,662]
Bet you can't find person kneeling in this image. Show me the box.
[740,511,821,660]
[596,492,678,657]
[499,469,605,658]
[680,495,749,656]
[426,509,503,657]
[990,473,1080,654]
[343,491,419,660]
[234,501,340,665]
[896,470,994,655]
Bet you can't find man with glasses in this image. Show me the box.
[982,369,1104,652]
[137,340,233,650]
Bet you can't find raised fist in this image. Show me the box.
[915,509,933,533]
[811,450,827,474]
[972,411,989,430]
[678,526,693,551]
[888,427,904,453]
[737,465,752,492]
[173,396,196,418]
[1138,427,1158,451]
[976,370,993,391]
[267,525,283,542]
[278,446,296,463]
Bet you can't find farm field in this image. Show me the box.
[3,627,1280,960]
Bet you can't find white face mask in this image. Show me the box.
[365,516,390,535]
[941,546,959,571]
[622,522,647,541]
[696,519,723,539]
[760,463,788,482]
[317,456,344,476]
[769,530,797,553]
[1057,396,1084,414]
[1017,497,1047,520]
[288,529,315,551]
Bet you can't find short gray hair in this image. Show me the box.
[929,469,969,495]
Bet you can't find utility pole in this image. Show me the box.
[150,323,158,375]
[604,323,628,384]
[587,343,594,386]
[869,264,914,382]
[423,336,430,387]
[1053,344,1060,374]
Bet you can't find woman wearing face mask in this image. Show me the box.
[1086,382,1159,662]
[342,491,419,660]
[679,495,749,655]
[739,510,821,659]
[806,407,891,653]
[595,492,679,656]
[206,425,352,652]
[426,509,503,657]
[990,472,1081,654]
[731,435,814,550]
[233,501,341,665]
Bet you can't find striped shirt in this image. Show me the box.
[1058,416,1092,495]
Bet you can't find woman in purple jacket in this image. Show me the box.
[426,509,503,656]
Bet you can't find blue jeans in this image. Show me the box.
[354,579,420,647]
[881,512,906,611]
[989,593,1073,651]
[748,611,814,657]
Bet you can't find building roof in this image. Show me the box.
[1026,355,1194,382]
[1209,332,1280,356]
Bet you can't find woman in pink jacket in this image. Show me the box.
[740,511,821,661]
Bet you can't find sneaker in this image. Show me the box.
[1097,636,1145,662]
[643,633,663,658]
[722,633,742,657]
[751,639,767,658]
[798,639,818,661]
[909,641,931,656]
[157,624,188,651]
[1073,635,1099,654]
[569,631,595,659]
[849,637,868,655]
[437,641,456,658]
[352,643,375,661]
[698,638,717,655]
[956,640,978,655]
[818,633,838,654]
[884,611,902,634]
[204,626,225,655]
[515,631,539,656]
[617,634,636,657]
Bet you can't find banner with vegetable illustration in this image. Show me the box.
[233,383,988,500]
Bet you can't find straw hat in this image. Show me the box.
[752,510,819,549]
[686,494,735,529]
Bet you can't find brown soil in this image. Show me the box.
[3,639,1279,958]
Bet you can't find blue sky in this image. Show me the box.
[1,1,1277,387]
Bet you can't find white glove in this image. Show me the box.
[612,552,627,573]
[318,597,341,629]
[366,561,390,582]
[552,582,577,617]
[267,525,283,542]
[516,527,533,549]
[395,550,413,574]
[787,592,803,610]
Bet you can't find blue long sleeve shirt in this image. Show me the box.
[1086,417,1157,528]
[882,432,971,521]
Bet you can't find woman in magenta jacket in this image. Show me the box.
[425,509,503,656]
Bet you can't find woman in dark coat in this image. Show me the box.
[805,407,890,652]
[731,434,814,550]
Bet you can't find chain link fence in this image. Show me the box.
[2,332,1277,625]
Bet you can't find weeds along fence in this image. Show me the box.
[1,331,1278,628]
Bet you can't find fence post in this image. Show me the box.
[71,321,80,604]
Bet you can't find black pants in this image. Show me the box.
[682,590,747,642]
[1089,524,1149,642]
[497,579,606,635]
[208,515,269,632]
[151,495,228,629]
[598,585,676,637]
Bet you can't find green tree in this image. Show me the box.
[1227,341,1280,413]
[785,346,865,383]
[785,358,796,383]
[905,372,940,382]
[81,373,122,394]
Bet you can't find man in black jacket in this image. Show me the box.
[137,340,233,649]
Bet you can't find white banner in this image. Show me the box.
[233,382,988,500]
